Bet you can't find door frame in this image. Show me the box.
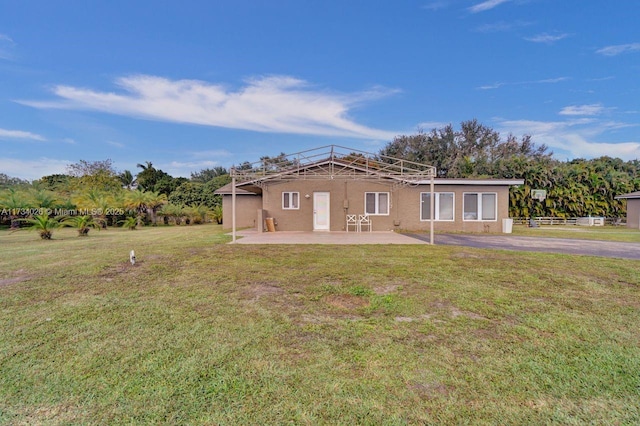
[313,192,330,231]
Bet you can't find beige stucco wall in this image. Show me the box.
[627,199,640,229]
[253,180,513,233]
[221,194,262,229]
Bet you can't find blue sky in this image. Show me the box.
[1,0,639,180]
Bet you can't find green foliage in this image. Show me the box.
[124,190,167,225]
[168,182,211,208]
[66,159,121,192]
[153,175,186,196]
[509,156,640,218]
[383,121,640,218]
[211,205,223,224]
[190,166,228,183]
[118,170,137,190]
[120,215,138,230]
[0,188,30,228]
[19,214,62,239]
[62,215,103,236]
[0,173,30,189]
[35,174,75,194]
[380,120,552,178]
[184,203,212,224]
[158,203,187,225]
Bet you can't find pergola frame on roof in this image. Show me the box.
[231,144,436,188]
[229,145,436,244]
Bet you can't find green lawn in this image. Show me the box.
[512,224,640,242]
[1,225,639,424]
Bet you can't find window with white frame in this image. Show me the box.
[282,192,299,210]
[421,192,454,221]
[463,192,497,221]
[365,192,389,215]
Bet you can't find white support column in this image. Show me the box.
[430,173,435,245]
[232,175,237,243]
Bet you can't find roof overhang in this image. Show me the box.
[418,179,525,186]
[615,191,640,200]
[214,183,260,195]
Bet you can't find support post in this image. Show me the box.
[430,171,435,245]
[232,173,237,243]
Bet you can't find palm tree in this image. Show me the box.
[62,215,103,236]
[211,205,223,224]
[145,191,167,225]
[185,203,211,224]
[72,189,114,227]
[120,216,138,230]
[158,203,185,225]
[0,188,29,229]
[20,214,62,240]
[124,190,166,225]
[27,189,59,210]
[119,170,137,190]
[136,161,156,191]
[124,190,149,220]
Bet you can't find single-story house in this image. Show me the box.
[215,145,524,235]
[614,191,640,229]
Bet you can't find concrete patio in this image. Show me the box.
[230,229,429,244]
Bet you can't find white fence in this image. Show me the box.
[512,217,625,226]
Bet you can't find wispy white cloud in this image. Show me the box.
[596,43,640,56]
[478,82,505,90]
[19,74,399,140]
[525,32,570,44]
[469,0,510,13]
[586,76,615,82]
[537,77,569,84]
[0,33,15,60]
[477,76,568,90]
[496,118,640,160]
[474,20,532,33]
[0,128,46,141]
[559,104,606,116]
[0,157,70,181]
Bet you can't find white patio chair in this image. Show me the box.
[358,214,372,232]
[346,214,358,232]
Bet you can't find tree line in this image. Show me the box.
[0,159,232,231]
[2,118,639,230]
[379,119,640,218]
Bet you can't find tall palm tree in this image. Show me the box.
[145,191,167,225]
[119,170,137,190]
[124,190,166,225]
[124,190,149,225]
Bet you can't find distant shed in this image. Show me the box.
[615,191,640,229]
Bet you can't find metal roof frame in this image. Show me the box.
[231,144,436,189]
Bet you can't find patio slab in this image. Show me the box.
[230,229,429,245]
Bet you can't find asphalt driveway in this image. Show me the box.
[409,234,640,260]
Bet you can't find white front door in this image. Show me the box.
[313,192,330,231]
